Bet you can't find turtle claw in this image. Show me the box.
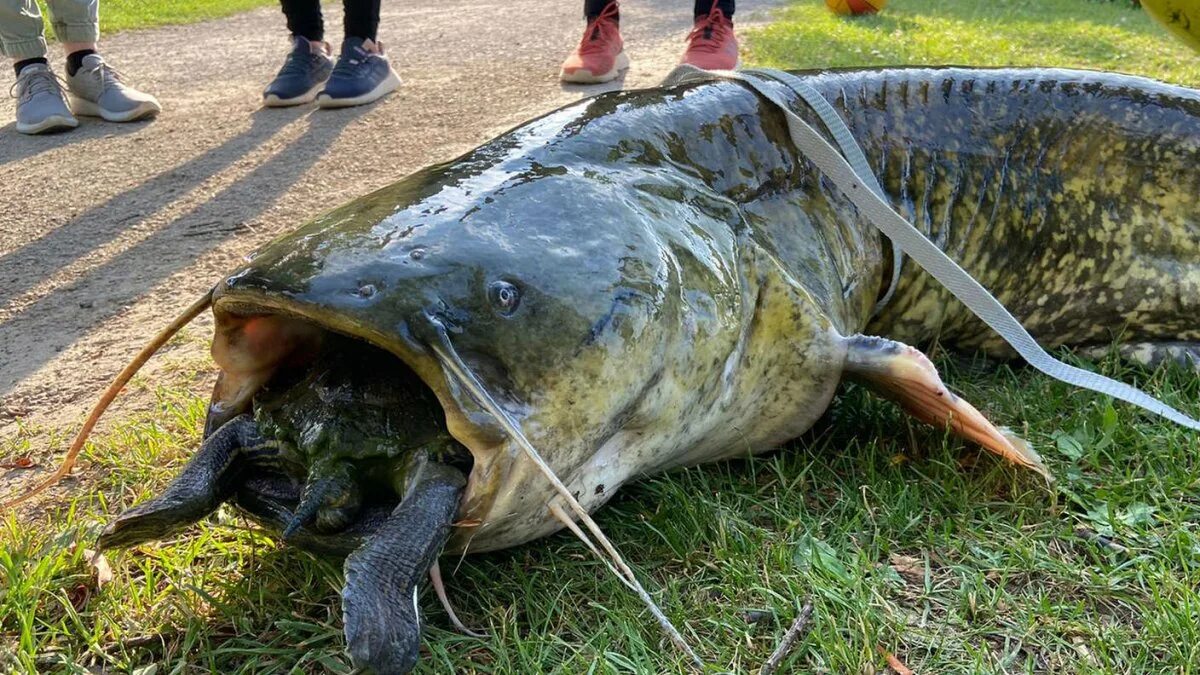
[341,464,465,674]
[98,415,272,551]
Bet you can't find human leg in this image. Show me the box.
[585,0,616,20]
[693,0,733,18]
[280,0,324,42]
[43,0,98,51]
[343,0,380,41]
[0,0,52,61]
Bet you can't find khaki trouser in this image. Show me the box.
[0,0,98,59]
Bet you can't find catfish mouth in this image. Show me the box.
[207,292,505,552]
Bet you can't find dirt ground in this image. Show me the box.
[0,0,779,496]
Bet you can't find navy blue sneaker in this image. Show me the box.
[264,36,334,107]
[316,37,401,109]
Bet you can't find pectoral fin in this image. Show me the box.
[843,335,1051,481]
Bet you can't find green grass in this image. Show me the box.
[5,1,1200,673]
[747,0,1200,87]
[37,0,277,37]
[3,352,1199,672]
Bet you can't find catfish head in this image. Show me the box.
[205,141,757,551]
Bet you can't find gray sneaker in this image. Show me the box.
[67,53,161,122]
[11,64,78,135]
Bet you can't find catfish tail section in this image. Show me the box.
[1,288,215,510]
[782,69,1195,353]
[795,68,1200,354]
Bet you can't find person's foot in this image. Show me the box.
[264,36,334,107]
[560,2,628,84]
[316,37,401,109]
[66,53,161,122]
[680,6,739,70]
[11,63,78,134]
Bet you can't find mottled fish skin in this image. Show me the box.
[806,68,1200,355]
[211,67,1200,553]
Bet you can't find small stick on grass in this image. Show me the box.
[759,601,814,675]
[104,634,166,653]
[1074,526,1129,554]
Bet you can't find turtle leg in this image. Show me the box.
[98,414,275,550]
[342,463,465,675]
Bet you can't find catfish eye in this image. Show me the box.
[488,281,521,315]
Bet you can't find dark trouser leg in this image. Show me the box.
[694,0,734,18]
[344,0,381,41]
[98,415,273,551]
[342,464,465,675]
[281,0,324,41]
[585,0,616,20]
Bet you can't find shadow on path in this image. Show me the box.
[0,106,368,395]
[0,108,308,307]
[0,118,149,170]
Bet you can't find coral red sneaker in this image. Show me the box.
[560,2,630,84]
[680,7,739,70]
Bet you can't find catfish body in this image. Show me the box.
[206,67,1200,553]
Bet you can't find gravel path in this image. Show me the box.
[0,0,778,449]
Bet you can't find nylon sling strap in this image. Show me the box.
[747,68,904,315]
[662,64,1200,432]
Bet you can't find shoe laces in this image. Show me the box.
[279,44,324,78]
[9,67,68,103]
[332,42,381,78]
[79,58,128,92]
[686,6,732,53]
[579,2,621,55]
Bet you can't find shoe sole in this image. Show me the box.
[316,69,402,109]
[15,114,79,135]
[678,57,742,71]
[72,96,162,122]
[264,80,328,108]
[560,51,631,84]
